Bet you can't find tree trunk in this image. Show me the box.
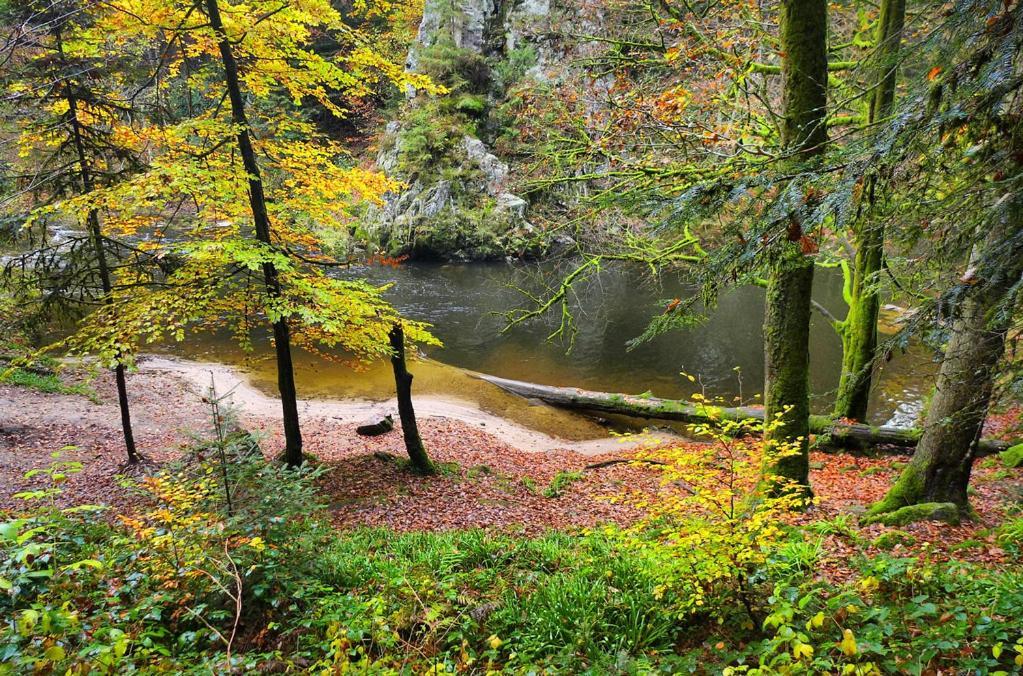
[763,0,829,489]
[60,33,139,464]
[834,0,906,421]
[764,254,815,486]
[868,202,1023,520]
[477,374,1012,456]
[204,0,303,466]
[389,323,433,475]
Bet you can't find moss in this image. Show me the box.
[871,529,916,550]
[1000,443,1023,469]
[863,502,961,527]
[865,459,927,517]
[490,45,538,89]
[762,250,814,489]
[454,94,487,117]
[834,231,883,421]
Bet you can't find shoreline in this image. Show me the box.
[138,355,681,456]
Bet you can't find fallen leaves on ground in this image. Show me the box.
[1,369,1020,582]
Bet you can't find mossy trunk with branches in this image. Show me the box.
[762,0,829,490]
[868,200,1023,522]
[834,0,906,422]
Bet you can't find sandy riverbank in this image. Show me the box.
[138,355,679,456]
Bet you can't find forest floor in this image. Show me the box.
[1,356,1021,583]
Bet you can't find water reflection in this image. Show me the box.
[170,261,937,430]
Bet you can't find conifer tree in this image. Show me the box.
[761,0,829,491]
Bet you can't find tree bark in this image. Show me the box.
[764,254,815,485]
[869,201,1023,518]
[60,30,139,465]
[763,0,829,489]
[477,374,1012,456]
[203,0,303,466]
[389,323,433,474]
[834,0,906,421]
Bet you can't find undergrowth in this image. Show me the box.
[2,428,1022,673]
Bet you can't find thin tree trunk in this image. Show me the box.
[389,323,433,474]
[203,0,303,466]
[61,32,139,464]
[868,201,1023,520]
[763,0,829,490]
[834,0,906,421]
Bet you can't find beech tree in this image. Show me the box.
[832,0,907,422]
[202,0,305,464]
[54,0,441,467]
[389,322,433,474]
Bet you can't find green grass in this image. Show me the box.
[543,470,584,498]
[309,528,678,672]
[0,365,94,398]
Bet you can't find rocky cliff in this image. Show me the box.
[365,0,601,260]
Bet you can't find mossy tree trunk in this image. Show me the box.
[868,202,1023,520]
[762,0,829,490]
[389,322,434,475]
[204,0,304,466]
[834,0,906,421]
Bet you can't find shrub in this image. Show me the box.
[0,440,330,672]
[733,556,1023,674]
[617,403,809,623]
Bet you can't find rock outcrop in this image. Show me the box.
[365,0,575,260]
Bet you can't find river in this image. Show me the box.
[164,261,938,438]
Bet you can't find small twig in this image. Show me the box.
[583,458,667,470]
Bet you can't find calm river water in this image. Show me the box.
[170,261,937,433]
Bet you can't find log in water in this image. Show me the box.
[477,374,1013,456]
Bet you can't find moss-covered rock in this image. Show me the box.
[871,529,917,551]
[863,502,961,527]
[1000,443,1023,469]
[363,0,562,261]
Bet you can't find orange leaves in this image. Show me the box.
[927,66,943,81]
[799,235,819,255]
[651,85,691,124]
[366,253,409,268]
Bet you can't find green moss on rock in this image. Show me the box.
[863,502,961,527]
[1000,443,1023,469]
[871,529,917,551]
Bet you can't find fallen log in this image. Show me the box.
[356,414,394,436]
[477,374,1013,456]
